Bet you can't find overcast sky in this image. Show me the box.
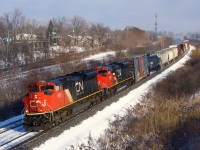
[0,0,199,34]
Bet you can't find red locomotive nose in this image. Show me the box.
[28,92,45,113]
[24,82,49,114]
[28,93,38,112]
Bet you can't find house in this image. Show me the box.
[16,33,37,40]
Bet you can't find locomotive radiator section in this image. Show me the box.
[65,70,100,114]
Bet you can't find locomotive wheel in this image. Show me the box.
[130,79,134,85]
[113,88,117,94]
[93,94,101,105]
[54,120,59,125]
[108,88,114,97]
[60,116,64,122]
[41,122,51,130]
[23,124,31,131]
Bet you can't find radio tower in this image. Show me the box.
[155,13,158,38]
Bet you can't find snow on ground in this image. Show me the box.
[83,51,115,61]
[1,131,39,150]
[0,50,115,83]
[34,46,195,150]
[0,114,40,150]
[50,46,86,53]
[0,115,23,127]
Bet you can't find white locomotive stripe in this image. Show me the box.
[30,100,36,108]
[36,100,47,107]
[64,89,73,103]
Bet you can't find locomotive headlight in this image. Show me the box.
[35,94,38,99]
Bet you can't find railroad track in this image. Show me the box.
[0,119,39,150]
[11,109,87,150]
[0,120,22,134]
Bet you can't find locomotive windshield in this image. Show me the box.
[41,85,54,91]
[98,70,107,77]
[98,70,107,74]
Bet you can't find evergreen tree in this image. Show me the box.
[46,20,54,45]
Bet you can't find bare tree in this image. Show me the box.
[69,16,89,46]
[52,17,69,37]
[3,8,26,39]
[110,29,126,50]
[109,27,151,51]
[89,23,110,51]
[0,17,6,37]
[35,23,47,40]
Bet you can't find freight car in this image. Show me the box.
[177,40,190,55]
[156,47,176,67]
[147,53,161,71]
[23,41,190,131]
[133,54,149,82]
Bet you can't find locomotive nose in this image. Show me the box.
[28,93,38,112]
[27,92,45,113]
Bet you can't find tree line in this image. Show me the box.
[0,9,161,70]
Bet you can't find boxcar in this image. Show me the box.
[133,54,149,82]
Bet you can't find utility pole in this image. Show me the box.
[155,13,158,39]
[5,30,10,70]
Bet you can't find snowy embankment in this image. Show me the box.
[82,51,115,61]
[34,46,195,150]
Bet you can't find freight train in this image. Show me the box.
[23,40,190,131]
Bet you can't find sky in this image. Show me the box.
[0,0,199,34]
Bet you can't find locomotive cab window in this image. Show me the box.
[41,85,54,91]
[56,85,62,91]
[98,70,107,77]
